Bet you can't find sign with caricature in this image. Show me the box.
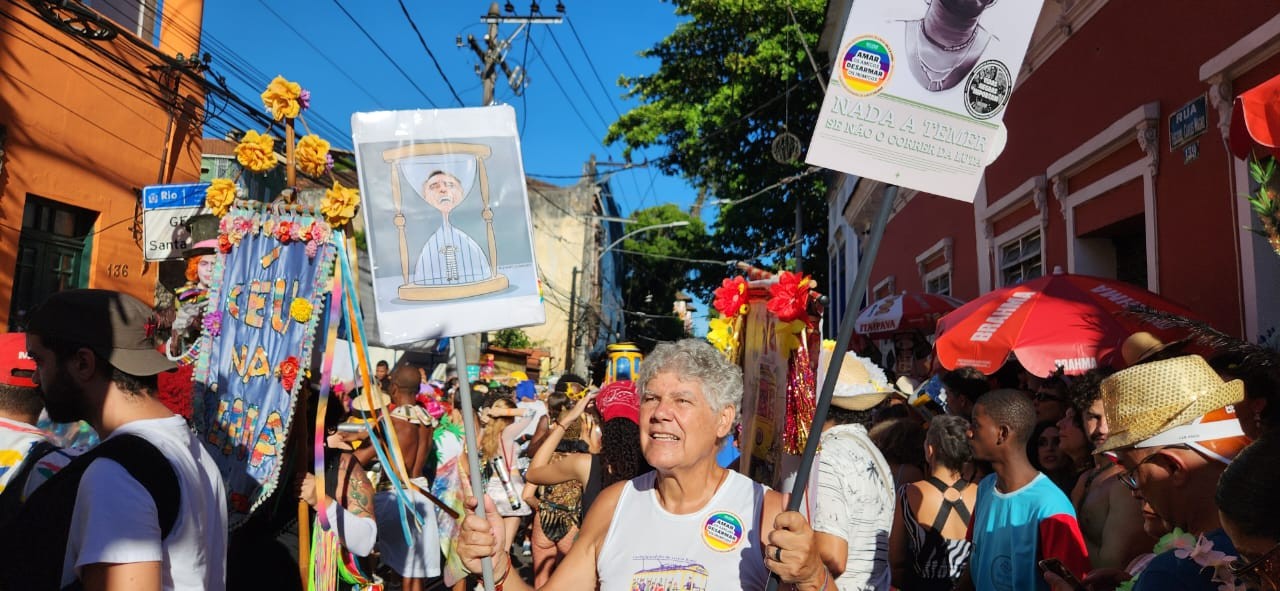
[352,106,545,346]
[806,0,1045,202]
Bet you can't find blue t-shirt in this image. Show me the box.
[1134,529,1238,591]
[968,473,1090,591]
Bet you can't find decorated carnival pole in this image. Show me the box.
[761,0,1047,588]
[196,75,414,590]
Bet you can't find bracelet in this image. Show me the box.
[495,562,510,591]
[552,421,565,430]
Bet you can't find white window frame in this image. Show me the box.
[916,237,953,295]
[1046,102,1161,293]
[979,175,1049,290]
[871,275,895,301]
[998,230,1044,287]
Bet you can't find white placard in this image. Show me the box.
[806,0,1045,202]
[141,182,210,261]
[352,106,546,345]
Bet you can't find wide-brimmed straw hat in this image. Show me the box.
[1095,355,1245,454]
[827,352,896,411]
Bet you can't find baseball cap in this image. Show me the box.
[0,333,37,388]
[596,380,639,425]
[25,289,176,377]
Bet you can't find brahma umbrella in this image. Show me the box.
[934,268,1195,377]
[855,291,965,338]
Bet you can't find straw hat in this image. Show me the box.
[1095,355,1245,454]
[350,389,393,413]
[829,352,896,411]
[1120,331,1191,367]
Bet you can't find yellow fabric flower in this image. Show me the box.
[261,76,302,121]
[322,181,359,226]
[205,178,237,217]
[296,134,330,177]
[235,130,277,173]
[289,297,313,323]
[707,316,735,353]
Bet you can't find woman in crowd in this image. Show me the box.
[1217,436,1280,590]
[455,339,831,590]
[479,394,534,556]
[522,387,594,585]
[889,415,976,591]
[1055,407,1094,484]
[869,416,927,488]
[1027,420,1076,493]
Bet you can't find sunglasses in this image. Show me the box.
[1230,539,1280,590]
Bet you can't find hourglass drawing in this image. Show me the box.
[383,142,509,301]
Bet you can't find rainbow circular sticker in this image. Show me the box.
[702,511,745,552]
[839,35,893,96]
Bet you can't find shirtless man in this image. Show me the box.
[360,366,437,591]
[1067,371,1149,570]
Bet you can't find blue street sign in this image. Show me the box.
[1169,94,1207,150]
[142,182,210,210]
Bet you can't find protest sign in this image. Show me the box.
[352,105,544,345]
[806,0,1044,201]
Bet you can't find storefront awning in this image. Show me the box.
[1231,73,1280,159]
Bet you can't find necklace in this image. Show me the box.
[921,21,978,52]
[914,22,981,91]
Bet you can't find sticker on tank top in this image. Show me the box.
[702,511,745,552]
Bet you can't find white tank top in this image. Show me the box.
[597,470,770,591]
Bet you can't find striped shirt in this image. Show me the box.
[813,423,894,590]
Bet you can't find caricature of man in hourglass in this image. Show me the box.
[413,169,492,285]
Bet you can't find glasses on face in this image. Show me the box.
[1117,445,1189,491]
[1230,539,1280,590]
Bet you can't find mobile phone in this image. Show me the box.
[1038,558,1085,591]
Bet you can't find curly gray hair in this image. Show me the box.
[637,339,744,420]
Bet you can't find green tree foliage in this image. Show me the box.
[491,327,534,350]
[618,204,708,347]
[607,0,829,300]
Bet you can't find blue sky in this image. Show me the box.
[201,0,696,218]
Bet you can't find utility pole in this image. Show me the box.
[565,266,578,373]
[465,2,563,105]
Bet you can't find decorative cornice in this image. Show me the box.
[1208,74,1234,142]
[1052,174,1069,215]
[1136,119,1160,178]
[1032,176,1049,226]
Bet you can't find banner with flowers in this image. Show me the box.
[192,203,335,526]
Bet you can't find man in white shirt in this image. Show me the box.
[0,289,228,590]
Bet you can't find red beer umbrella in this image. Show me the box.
[934,268,1195,377]
[855,292,966,338]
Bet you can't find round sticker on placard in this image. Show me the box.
[703,511,745,552]
[839,35,894,96]
[964,60,1013,120]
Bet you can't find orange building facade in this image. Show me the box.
[0,0,206,329]
[823,1,1280,346]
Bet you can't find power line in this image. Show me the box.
[546,27,611,129]
[565,17,622,119]
[396,0,465,106]
[329,0,440,108]
[253,0,389,110]
[526,33,608,154]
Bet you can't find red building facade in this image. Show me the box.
[823,1,1280,345]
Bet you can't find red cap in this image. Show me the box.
[596,380,639,425]
[0,333,37,388]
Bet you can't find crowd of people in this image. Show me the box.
[1,287,1279,591]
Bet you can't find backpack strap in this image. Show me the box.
[0,439,59,526]
[0,434,181,590]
